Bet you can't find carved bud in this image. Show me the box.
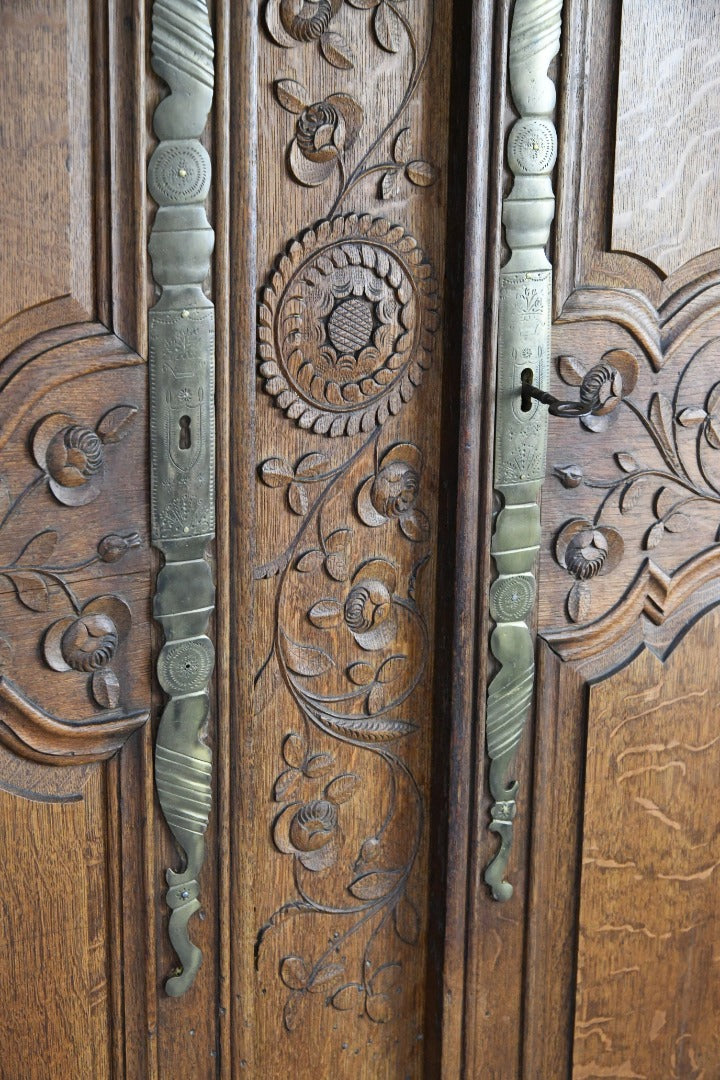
[98,532,142,563]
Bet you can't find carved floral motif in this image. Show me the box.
[551,339,720,623]
[0,404,141,709]
[268,0,437,211]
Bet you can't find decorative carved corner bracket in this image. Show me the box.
[484,0,563,900]
[148,0,215,996]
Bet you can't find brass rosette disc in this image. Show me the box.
[258,214,439,437]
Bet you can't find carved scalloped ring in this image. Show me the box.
[258,215,439,437]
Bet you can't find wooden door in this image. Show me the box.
[2,1,719,1078]
[454,1,720,1077]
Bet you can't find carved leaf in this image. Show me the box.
[259,457,294,488]
[324,552,348,581]
[393,127,412,163]
[615,451,640,474]
[665,512,691,534]
[325,773,360,804]
[677,406,707,427]
[296,549,325,573]
[369,962,401,994]
[307,599,343,629]
[288,482,309,516]
[280,956,309,991]
[0,636,12,676]
[308,963,345,993]
[349,870,401,900]
[380,170,400,201]
[274,769,301,802]
[347,0,379,7]
[96,405,138,444]
[0,477,11,520]
[295,452,329,479]
[281,632,334,677]
[92,668,120,709]
[283,993,305,1033]
[332,984,365,1012]
[16,529,59,565]
[321,716,417,741]
[11,571,50,612]
[399,508,430,541]
[620,477,649,513]
[319,30,354,70]
[376,655,406,684]
[275,79,306,114]
[374,3,402,51]
[359,837,381,864]
[365,993,393,1023]
[367,683,386,713]
[394,897,420,944]
[347,661,374,686]
[304,752,334,778]
[405,160,437,187]
[254,650,281,714]
[655,486,676,519]
[648,393,680,468]
[645,521,665,550]
[282,732,306,770]
[567,580,591,624]
[557,354,586,386]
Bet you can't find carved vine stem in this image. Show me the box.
[148,0,215,996]
[484,0,563,900]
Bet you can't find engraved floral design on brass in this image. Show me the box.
[258,215,438,436]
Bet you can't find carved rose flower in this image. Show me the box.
[273,780,358,872]
[555,519,624,582]
[357,444,430,542]
[307,558,397,651]
[265,0,356,72]
[273,79,363,187]
[266,0,343,46]
[43,595,131,709]
[32,406,137,506]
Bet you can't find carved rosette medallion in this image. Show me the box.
[258,215,438,437]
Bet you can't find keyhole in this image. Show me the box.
[520,368,534,412]
[178,415,192,449]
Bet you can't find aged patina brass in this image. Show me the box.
[485,0,563,901]
[148,0,215,994]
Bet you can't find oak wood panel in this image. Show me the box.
[572,609,720,1079]
[0,771,112,1080]
[611,1,720,277]
[0,0,94,356]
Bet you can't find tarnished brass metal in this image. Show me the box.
[485,0,563,901]
[148,0,215,995]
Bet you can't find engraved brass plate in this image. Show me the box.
[485,0,562,900]
[148,0,215,995]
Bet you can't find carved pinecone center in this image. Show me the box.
[327,298,375,355]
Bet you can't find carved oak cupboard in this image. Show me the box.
[1,0,719,1077]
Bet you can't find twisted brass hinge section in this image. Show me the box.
[148,0,215,994]
[484,0,563,900]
